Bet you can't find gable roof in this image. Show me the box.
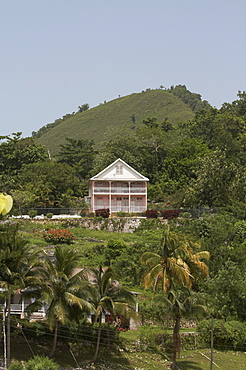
[90,158,149,181]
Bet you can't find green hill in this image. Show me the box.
[36,89,195,155]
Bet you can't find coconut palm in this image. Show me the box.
[140,226,209,293]
[0,222,36,367]
[88,266,136,363]
[28,246,93,358]
[154,287,207,367]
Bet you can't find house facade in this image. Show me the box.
[0,289,46,320]
[88,158,149,214]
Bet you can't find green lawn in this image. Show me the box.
[4,334,246,369]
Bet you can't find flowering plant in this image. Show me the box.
[161,209,180,219]
[42,229,75,244]
[95,208,110,218]
[144,209,159,218]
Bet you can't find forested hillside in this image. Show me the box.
[34,87,198,155]
[0,87,245,212]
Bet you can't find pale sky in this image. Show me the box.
[1,0,246,138]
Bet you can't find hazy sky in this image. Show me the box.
[1,0,246,138]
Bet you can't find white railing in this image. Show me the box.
[0,303,46,314]
[93,187,146,194]
[94,205,146,213]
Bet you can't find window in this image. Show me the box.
[137,197,142,206]
[116,165,123,175]
[123,197,129,206]
[97,197,103,206]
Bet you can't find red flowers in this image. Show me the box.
[161,209,180,219]
[95,208,110,218]
[144,209,159,218]
[42,229,75,244]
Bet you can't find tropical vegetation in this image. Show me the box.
[0,85,246,368]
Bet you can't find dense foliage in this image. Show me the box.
[1,85,246,365]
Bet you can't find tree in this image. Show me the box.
[189,107,246,160]
[184,150,243,207]
[167,84,210,111]
[0,133,48,176]
[88,266,136,362]
[140,226,209,293]
[77,103,89,112]
[28,246,93,357]
[57,138,96,179]
[0,223,36,367]
[206,261,246,320]
[18,161,83,207]
[93,119,172,182]
[154,287,207,366]
[10,190,35,215]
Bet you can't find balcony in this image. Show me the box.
[0,303,46,315]
[93,187,146,194]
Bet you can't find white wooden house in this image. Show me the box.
[88,158,149,214]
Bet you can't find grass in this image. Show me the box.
[176,349,246,369]
[36,89,194,155]
[4,328,246,369]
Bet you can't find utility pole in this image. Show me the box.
[3,301,7,369]
[210,317,214,370]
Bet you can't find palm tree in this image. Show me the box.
[154,287,207,367]
[140,226,209,293]
[88,266,136,363]
[28,246,93,358]
[0,222,36,367]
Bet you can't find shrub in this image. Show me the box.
[117,211,127,217]
[8,356,58,370]
[42,229,75,244]
[136,218,162,232]
[8,363,24,370]
[46,212,53,219]
[95,208,110,218]
[197,319,246,349]
[161,209,180,219]
[25,355,58,370]
[144,209,159,218]
[28,209,37,218]
[181,212,191,219]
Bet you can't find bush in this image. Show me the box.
[181,212,191,218]
[161,209,180,219]
[42,229,75,244]
[95,208,110,218]
[9,356,58,370]
[8,363,24,370]
[25,355,58,370]
[144,209,159,218]
[28,209,37,218]
[45,212,53,219]
[117,211,127,217]
[197,319,246,349]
